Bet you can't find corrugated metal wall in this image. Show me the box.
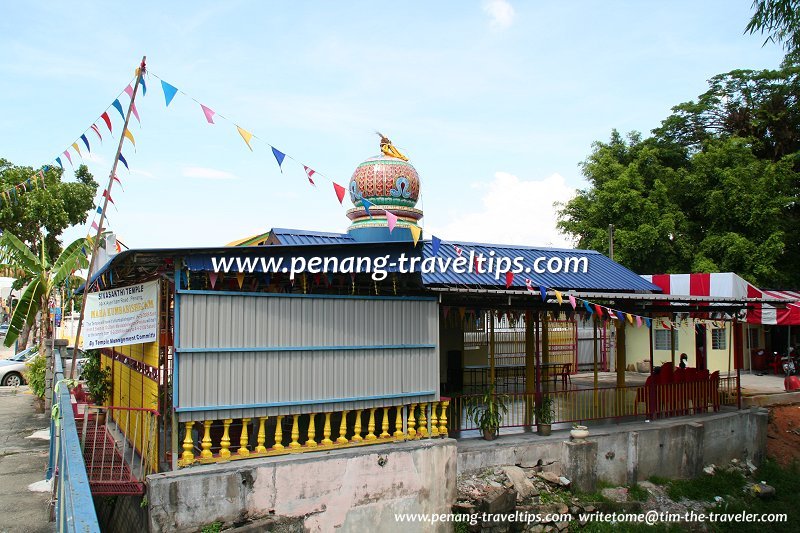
[176,293,439,422]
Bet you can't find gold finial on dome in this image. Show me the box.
[376,131,408,161]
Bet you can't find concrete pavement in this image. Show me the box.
[0,387,54,533]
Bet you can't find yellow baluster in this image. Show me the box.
[380,407,390,438]
[201,420,213,458]
[352,410,363,442]
[255,417,268,453]
[220,419,232,459]
[306,413,318,447]
[439,401,449,437]
[289,414,301,449]
[238,418,251,456]
[394,406,404,439]
[363,408,376,440]
[273,415,284,450]
[336,411,349,444]
[407,404,417,438]
[321,413,333,446]
[430,402,440,437]
[181,421,195,464]
[418,403,428,438]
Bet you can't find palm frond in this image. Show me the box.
[0,232,41,275]
[3,277,44,347]
[51,237,89,289]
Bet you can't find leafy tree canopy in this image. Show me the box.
[0,160,98,257]
[558,65,800,287]
[746,0,800,62]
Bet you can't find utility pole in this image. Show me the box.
[68,56,146,379]
[608,224,615,260]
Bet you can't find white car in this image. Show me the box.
[0,346,38,386]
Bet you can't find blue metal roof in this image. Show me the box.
[271,228,355,246]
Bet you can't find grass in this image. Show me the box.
[666,469,746,502]
[200,522,223,533]
[647,475,670,486]
[627,484,649,502]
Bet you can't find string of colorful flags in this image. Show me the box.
[428,235,732,330]
[0,170,46,208]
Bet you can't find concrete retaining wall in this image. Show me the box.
[458,408,768,486]
[146,439,456,533]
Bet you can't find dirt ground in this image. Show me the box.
[767,404,800,466]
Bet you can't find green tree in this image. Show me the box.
[0,160,98,258]
[0,232,89,350]
[746,0,800,61]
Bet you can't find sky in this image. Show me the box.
[0,1,786,251]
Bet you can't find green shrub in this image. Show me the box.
[24,353,46,398]
[82,350,111,405]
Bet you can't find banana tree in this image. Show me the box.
[0,231,90,351]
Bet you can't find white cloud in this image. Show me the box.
[428,171,575,248]
[483,0,515,30]
[181,166,238,180]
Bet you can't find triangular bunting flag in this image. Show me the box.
[385,210,398,233]
[539,286,548,302]
[636,315,643,328]
[505,271,514,288]
[161,80,178,106]
[362,198,374,217]
[90,124,103,142]
[111,99,125,120]
[569,294,577,309]
[409,225,421,246]
[102,189,116,206]
[123,128,135,147]
[584,301,593,314]
[594,304,603,317]
[91,220,99,231]
[626,313,634,325]
[71,142,81,158]
[524,278,535,294]
[118,153,129,170]
[616,311,625,321]
[236,272,245,289]
[661,320,671,329]
[645,318,652,328]
[454,245,463,256]
[303,165,316,186]
[101,112,113,132]
[131,102,140,123]
[140,76,147,96]
[63,150,73,166]
[200,104,215,124]
[80,134,91,153]
[112,174,125,190]
[55,157,63,169]
[209,272,218,288]
[333,182,346,204]
[271,146,285,171]
[124,84,134,98]
[432,235,441,256]
[555,290,563,305]
[236,126,254,151]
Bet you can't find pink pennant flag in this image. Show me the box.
[90,124,103,142]
[200,104,215,124]
[333,182,346,204]
[303,166,316,186]
[63,150,73,166]
[569,294,577,309]
[385,210,398,233]
[131,102,140,123]
[91,220,99,231]
[636,315,643,328]
[124,84,134,98]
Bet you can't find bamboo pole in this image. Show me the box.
[489,310,496,388]
[69,56,146,379]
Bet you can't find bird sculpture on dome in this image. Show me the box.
[376,132,408,161]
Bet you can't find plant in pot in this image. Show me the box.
[465,385,508,440]
[24,352,47,412]
[534,394,555,436]
[570,422,589,440]
[82,350,111,418]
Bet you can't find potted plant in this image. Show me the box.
[465,385,508,440]
[24,352,47,412]
[570,423,589,440]
[534,394,555,436]
[82,350,111,408]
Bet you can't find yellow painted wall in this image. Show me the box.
[101,341,160,472]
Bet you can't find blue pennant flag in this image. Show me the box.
[539,286,548,302]
[616,311,625,322]
[161,80,178,106]
[55,157,63,169]
[118,153,129,170]
[96,206,102,215]
[645,317,652,328]
[111,99,125,120]
[431,235,442,256]
[80,134,91,153]
[362,198,374,217]
[271,146,286,171]
[43,165,50,172]
[583,301,593,314]
[140,76,147,96]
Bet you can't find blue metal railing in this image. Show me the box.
[47,350,100,532]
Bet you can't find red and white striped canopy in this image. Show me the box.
[641,273,800,326]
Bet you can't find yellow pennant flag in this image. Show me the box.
[236,272,245,289]
[554,290,563,305]
[409,225,421,246]
[237,126,254,151]
[626,313,634,324]
[123,128,135,147]
[71,142,81,157]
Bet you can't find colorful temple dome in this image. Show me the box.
[345,135,423,242]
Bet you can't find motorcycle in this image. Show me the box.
[781,348,800,376]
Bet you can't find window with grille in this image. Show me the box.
[712,328,727,350]
[654,329,677,350]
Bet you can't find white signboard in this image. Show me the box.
[84,281,159,349]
